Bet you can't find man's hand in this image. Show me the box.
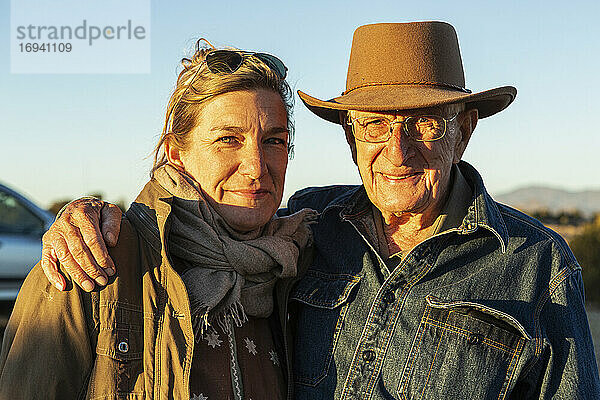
[41,198,123,291]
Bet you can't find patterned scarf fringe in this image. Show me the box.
[192,301,248,341]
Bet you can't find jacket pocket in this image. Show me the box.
[290,270,361,386]
[86,303,145,399]
[397,295,531,400]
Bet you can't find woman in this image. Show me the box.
[0,40,315,400]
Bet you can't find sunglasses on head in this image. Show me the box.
[205,49,288,79]
[166,46,288,136]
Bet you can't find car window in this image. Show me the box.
[0,191,44,235]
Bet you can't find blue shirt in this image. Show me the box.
[285,161,600,400]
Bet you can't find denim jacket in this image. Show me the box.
[285,161,600,400]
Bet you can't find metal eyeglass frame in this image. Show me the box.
[345,112,458,143]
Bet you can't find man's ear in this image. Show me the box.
[453,108,478,164]
[165,138,186,170]
[340,111,358,165]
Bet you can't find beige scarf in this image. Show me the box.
[149,165,316,338]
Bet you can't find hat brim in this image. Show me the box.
[298,85,516,124]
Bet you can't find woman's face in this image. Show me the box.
[168,89,289,232]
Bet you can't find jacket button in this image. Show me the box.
[362,350,376,362]
[383,291,395,304]
[118,341,129,353]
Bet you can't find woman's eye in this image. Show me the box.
[216,136,239,144]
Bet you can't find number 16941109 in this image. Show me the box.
[19,43,72,52]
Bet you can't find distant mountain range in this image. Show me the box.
[494,187,600,216]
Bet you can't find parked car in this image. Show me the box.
[0,183,54,301]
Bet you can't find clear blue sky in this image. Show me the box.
[1,0,599,208]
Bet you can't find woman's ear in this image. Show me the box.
[165,138,186,170]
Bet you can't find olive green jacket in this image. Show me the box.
[0,180,301,399]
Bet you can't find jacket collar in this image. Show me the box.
[459,161,509,253]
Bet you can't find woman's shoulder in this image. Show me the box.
[109,217,140,260]
[104,217,146,295]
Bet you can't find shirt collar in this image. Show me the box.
[432,164,473,235]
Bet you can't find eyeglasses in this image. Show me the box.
[204,49,287,79]
[346,113,458,143]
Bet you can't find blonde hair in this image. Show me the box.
[151,40,294,177]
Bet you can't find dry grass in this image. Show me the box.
[545,224,585,242]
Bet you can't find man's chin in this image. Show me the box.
[371,193,433,217]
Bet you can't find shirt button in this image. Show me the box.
[362,350,376,362]
[383,291,395,304]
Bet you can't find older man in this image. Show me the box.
[37,22,599,399]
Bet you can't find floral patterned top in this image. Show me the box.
[188,315,286,400]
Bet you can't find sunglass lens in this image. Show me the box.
[255,53,288,79]
[206,50,243,74]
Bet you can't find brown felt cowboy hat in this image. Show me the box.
[298,21,516,124]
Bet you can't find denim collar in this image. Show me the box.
[325,161,509,253]
[459,161,509,253]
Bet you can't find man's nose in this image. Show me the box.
[381,124,412,165]
[238,143,267,180]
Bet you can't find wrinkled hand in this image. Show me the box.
[41,198,123,291]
